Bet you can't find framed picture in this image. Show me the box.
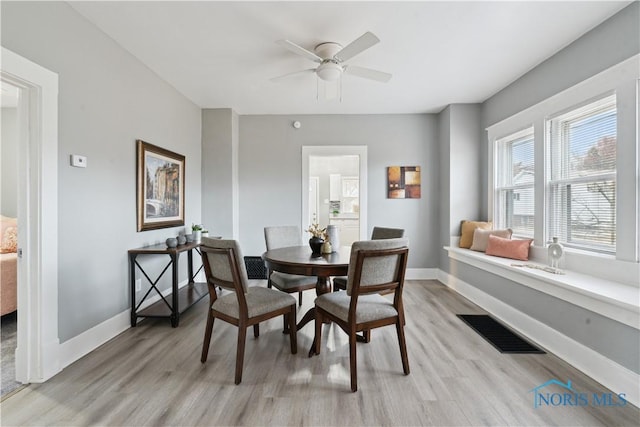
[387,166,421,199]
[136,140,185,231]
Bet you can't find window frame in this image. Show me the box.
[486,55,639,279]
[493,127,535,238]
[546,94,617,254]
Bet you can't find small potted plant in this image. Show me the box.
[307,223,327,255]
[192,223,203,243]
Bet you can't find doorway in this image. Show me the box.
[1,81,20,396]
[302,146,367,247]
[1,47,60,385]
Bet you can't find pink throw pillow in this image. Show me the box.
[485,235,532,261]
[470,228,513,252]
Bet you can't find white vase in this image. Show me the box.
[548,237,564,270]
[193,230,202,243]
[326,225,339,252]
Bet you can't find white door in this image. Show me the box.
[309,176,319,226]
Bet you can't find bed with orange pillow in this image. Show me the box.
[1,215,18,316]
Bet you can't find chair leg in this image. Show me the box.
[349,331,358,392]
[288,308,297,354]
[363,330,371,343]
[200,311,215,363]
[313,309,322,356]
[298,290,303,306]
[235,324,247,385]
[253,323,260,338]
[396,319,410,375]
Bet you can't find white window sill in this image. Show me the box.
[445,246,640,330]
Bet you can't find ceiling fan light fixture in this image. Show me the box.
[316,61,343,82]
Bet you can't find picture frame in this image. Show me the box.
[387,166,421,199]
[136,140,185,231]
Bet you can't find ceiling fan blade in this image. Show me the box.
[344,65,391,83]
[276,40,323,63]
[333,32,380,62]
[270,68,316,83]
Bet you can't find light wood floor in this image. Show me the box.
[1,280,638,426]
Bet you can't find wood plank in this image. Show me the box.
[2,280,638,426]
[138,282,208,318]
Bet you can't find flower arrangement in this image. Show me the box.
[307,223,327,240]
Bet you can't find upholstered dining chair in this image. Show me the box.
[264,225,317,306]
[200,238,297,385]
[332,226,405,292]
[313,238,410,392]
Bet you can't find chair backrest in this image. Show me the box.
[346,238,409,296]
[264,225,302,250]
[371,226,405,240]
[200,237,249,294]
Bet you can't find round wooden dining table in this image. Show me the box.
[262,245,350,354]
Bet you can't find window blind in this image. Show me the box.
[547,95,616,252]
[495,128,535,237]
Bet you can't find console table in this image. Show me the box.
[129,242,208,327]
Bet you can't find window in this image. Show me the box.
[494,128,535,237]
[547,95,617,253]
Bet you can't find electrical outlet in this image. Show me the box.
[135,278,142,292]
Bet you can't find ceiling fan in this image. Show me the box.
[272,31,391,84]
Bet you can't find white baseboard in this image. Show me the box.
[58,282,183,371]
[437,269,640,408]
[406,268,438,280]
[58,309,130,370]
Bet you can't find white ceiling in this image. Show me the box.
[68,1,630,115]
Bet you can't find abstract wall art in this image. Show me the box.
[387,166,421,199]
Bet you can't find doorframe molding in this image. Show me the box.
[301,146,368,241]
[1,47,60,383]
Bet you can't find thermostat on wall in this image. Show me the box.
[293,120,301,129]
[70,154,87,168]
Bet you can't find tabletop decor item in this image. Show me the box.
[307,223,326,255]
[326,224,339,252]
[547,237,564,271]
[166,237,178,248]
[321,240,332,254]
[177,235,187,245]
[136,140,185,231]
[192,223,203,242]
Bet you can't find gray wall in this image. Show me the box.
[454,262,640,374]
[2,2,202,341]
[437,104,482,273]
[1,107,18,217]
[480,1,640,219]
[236,114,439,268]
[459,2,640,373]
[201,108,237,238]
[438,107,451,271]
